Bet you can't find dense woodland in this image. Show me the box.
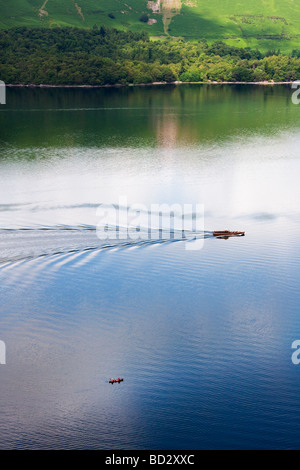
[0,27,300,85]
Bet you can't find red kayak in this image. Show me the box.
[213,231,245,237]
[109,378,124,384]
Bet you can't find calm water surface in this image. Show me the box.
[0,85,300,449]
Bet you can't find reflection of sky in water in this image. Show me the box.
[0,129,300,230]
[1,231,300,449]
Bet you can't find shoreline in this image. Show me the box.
[5,81,295,88]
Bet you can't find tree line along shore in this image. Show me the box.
[0,26,299,86]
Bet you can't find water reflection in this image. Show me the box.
[0,129,299,231]
[1,85,298,150]
[0,86,300,450]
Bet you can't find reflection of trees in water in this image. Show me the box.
[2,85,297,149]
[158,114,179,148]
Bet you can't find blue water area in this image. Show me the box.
[0,85,300,449]
[0,222,300,450]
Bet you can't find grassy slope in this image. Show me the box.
[172,0,300,53]
[0,0,164,35]
[0,0,299,52]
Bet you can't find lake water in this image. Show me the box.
[0,85,300,450]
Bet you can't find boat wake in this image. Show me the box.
[0,225,213,266]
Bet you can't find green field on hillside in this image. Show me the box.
[0,0,164,35]
[0,0,299,52]
[170,0,300,52]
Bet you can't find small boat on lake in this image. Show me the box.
[213,231,245,237]
[109,378,124,384]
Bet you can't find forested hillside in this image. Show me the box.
[1,27,299,85]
